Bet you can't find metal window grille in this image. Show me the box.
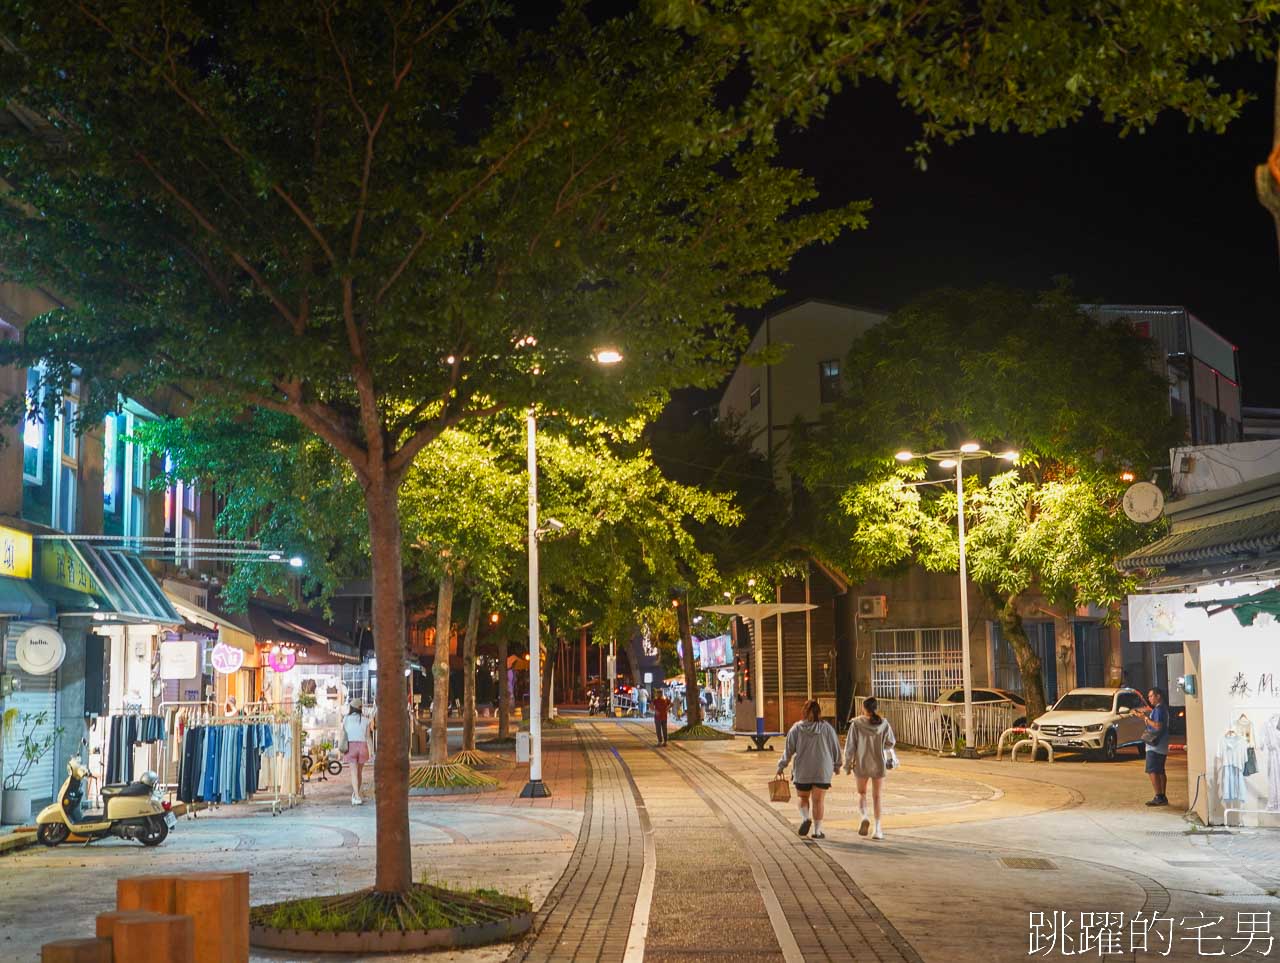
[871,627,963,702]
[991,621,1058,702]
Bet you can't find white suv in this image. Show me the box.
[1028,687,1150,761]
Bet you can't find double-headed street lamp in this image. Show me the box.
[520,346,623,800]
[894,443,1018,757]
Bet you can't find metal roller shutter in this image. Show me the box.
[4,628,61,802]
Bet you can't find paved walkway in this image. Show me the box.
[510,722,920,962]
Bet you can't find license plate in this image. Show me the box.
[1051,739,1072,746]
[164,812,177,830]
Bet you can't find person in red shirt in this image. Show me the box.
[651,689,671,746]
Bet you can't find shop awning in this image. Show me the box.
[37,538,181,625]
[247,600,359,664]
[164,592,257,655]
[1118,510,1280,572]
[0,575,52,620]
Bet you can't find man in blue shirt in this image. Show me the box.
[1141,687,1170,806]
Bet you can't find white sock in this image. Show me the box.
[813,820,823,834]
[799,805,810,821]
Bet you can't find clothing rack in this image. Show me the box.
[1218,708,1280,829]
[158,701,302,816]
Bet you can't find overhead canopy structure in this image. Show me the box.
[165,591,257,655]
[37,537,180,625]
[699,602,817,736]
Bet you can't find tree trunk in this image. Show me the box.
[497,631,511,740]
[997,594,1048,722]
[675,596,703,727]
[364,477,412,893]
[430,571,454,765]
[541,635,559,722]
[462,592,481,752]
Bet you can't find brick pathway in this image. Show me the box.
[507,725,647,963]
[511,721,923,962]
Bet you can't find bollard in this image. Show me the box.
[117,874,178,914]
[40,938,112,963]
[111,913,194,963]
[175,872,249,963]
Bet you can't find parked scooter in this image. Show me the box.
[36,756,175,847]
[588,689,606,715]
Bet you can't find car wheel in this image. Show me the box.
[1101,730,1118,762]
[37,823,69,847]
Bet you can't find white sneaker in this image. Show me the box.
[351,793,363,806]
[873,824,884,840]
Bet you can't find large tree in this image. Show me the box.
[660,1,1280,254]
[794,285,1181,720]
[0,4,859,892]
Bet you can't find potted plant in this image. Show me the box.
[0,707,17,820]
[2,711,64,825]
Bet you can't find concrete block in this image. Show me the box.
[40,938,112,963]
[117,874,178,914]
[175,871,249,963]
[111,913,194,963]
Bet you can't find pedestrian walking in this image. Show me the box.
[652,689,671,745]
[776,700,842,839]
[637,685,649,717]
[1138,686,1170,806]
[341,698,375,806]
[843,697,896,840]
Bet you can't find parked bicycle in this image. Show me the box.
[300,742,343,782]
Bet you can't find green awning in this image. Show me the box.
[1186,587,1280,628]
[0,575,52,620]
[36,539,181,625]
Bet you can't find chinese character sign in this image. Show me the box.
[0,525,33,580]
[211,641,246,674]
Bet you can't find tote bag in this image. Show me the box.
[768,776,791,803]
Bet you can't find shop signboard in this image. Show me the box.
[1128,593,1210,642]
[700,634,733,667]
[0,525,33,580]
[15,624,66,675]
[268,648,297,673]
[717,668,734,683]
[210,640,246,674]
[40,541,103,598]
[160,639,200,680]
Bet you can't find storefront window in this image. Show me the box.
[22,367,44,484]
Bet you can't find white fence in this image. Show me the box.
[853,696,1018,754]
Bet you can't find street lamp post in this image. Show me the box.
[895,443,1018,757]
[520,347,623,799]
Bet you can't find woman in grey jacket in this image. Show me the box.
[843,697,896,840]
[775,700,842,839]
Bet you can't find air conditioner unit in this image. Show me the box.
[857,595,887,619]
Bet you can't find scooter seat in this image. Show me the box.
[102,782,151,798]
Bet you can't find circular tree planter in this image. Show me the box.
[250,885,531,953]
[408,762,499,794]
[667,723,734,741]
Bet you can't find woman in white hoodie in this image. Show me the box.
[776,699,842,839]
[843,697,896,839]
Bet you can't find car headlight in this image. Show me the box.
[1030,723,1040,730]
[1085,723,1104,732]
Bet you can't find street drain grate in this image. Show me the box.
[1000,857,1058,870]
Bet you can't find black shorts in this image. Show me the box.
[794,782,831,791]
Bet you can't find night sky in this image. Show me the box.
[770,59,1280,406]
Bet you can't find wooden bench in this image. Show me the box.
[734,730,784,751]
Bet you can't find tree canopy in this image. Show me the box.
[794,285,1182,719]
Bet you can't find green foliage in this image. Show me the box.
[3,711,64,791]
[0,1,864,472]
[257,884,530,933]
[656,1,1278,162]
[795,285,1182,614]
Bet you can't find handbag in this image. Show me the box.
[338,725,349,754]
[768,776,791,803]
[1141,727,1160,746]
[883,748,899,770]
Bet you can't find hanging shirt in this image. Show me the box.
[1217,732,1249,803]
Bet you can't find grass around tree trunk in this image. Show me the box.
[668,722,735,741]
[252,883,530,933]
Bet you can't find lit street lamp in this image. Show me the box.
[894,444,1018,757]
[520,347,623,799]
